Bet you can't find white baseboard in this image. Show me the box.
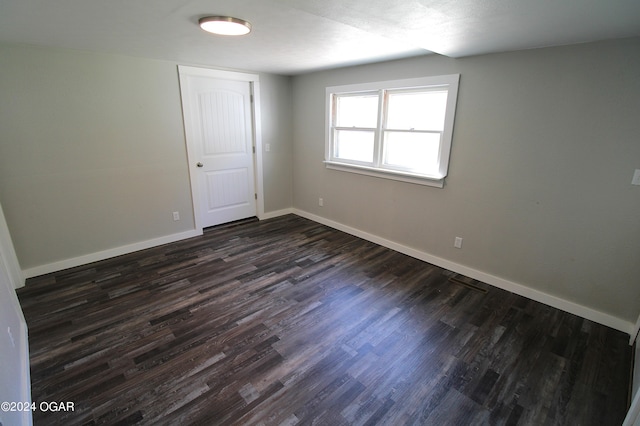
[20,210,635,339]
[293,209,635,338]
[22,229,202,279]
[20,209,296,279]
[259,208,294,220]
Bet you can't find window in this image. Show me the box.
[325,74,460,187]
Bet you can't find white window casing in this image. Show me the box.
[325,74,460,188]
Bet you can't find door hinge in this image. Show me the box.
[252,146,256,154]
[250,94,254,103]
[255,193,258,200]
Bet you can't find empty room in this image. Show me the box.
[1,0,640,425]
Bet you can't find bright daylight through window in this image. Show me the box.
[325,75,460,187]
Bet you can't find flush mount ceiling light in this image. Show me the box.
[199,16,252,36]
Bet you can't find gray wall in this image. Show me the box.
[1,38,638,328]
[259,73,293,213]
[291,38,640,325]
[0,43,293,271]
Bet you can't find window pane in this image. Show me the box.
[386,90,448,131]
[335,130,375,163]
[383,131,441,172]
[336,94,378,128]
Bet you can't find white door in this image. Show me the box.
[179,67,257,229]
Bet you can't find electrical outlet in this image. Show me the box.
[173,211,180,221]
[265,143,271,152]
[318,198,324,207]
[454,237,463,249]
[632,169,640,186]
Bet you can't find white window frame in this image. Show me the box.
[325,74,460,188]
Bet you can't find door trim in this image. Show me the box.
[178,65,264,231]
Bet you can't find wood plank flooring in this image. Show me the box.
[18,214,632,425]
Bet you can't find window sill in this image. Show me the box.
[324,161,445,188]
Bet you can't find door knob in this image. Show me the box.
[196,162,204,168]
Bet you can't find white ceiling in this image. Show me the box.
[1,0,639,75]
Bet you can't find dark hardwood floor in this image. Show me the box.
[18,214,632,425]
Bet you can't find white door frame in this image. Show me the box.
[178,65,265,231]
[624,388,640,426]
